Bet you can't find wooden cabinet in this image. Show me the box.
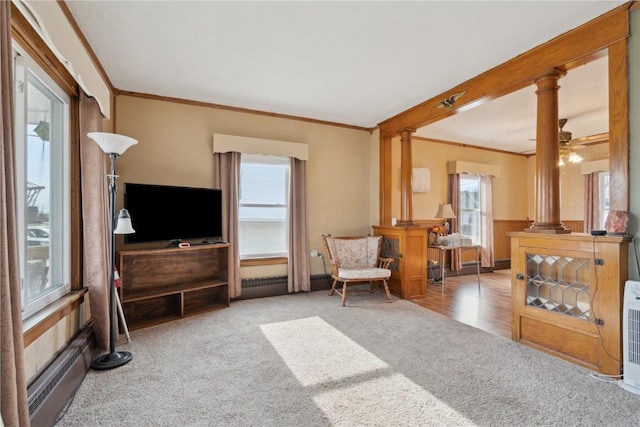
[117,244,229,330]
[372,225,428,299]
[509,232,630,375]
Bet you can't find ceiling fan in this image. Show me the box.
[558,118,586,165]
[526,119,609,156]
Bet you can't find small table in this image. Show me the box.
[428,244,481,294]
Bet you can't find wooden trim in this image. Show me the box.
[240,257,288,267]
[378,4,629,134]
[608,38,629,212]
[69,96,83,290]
[23,289,87,347]
[115,89,373,132]
[56,0,115,92]
[413,136,529,157]
[111,91,116,130]
[379,133,393,225]
[11,2,78,97]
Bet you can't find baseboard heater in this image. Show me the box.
[28,324,94,427]
[235,275,330,300]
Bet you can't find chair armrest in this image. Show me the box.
[378,257,394,269]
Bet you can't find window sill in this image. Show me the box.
[23,289,87,347]
[241,257,288,267]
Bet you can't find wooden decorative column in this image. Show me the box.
[397,128,417,226]
[527,69,570,234]
[373,128,427,300]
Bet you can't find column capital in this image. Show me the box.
[531,67,567,83]
[398,128,417,138]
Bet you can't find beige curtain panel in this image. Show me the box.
[1,0,30,424]
[79,92,110,350]
[288,158,310,292]
[213,152,242,298]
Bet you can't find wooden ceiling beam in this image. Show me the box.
[378,3,630,136]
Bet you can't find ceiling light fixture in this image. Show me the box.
[557,118,584,166]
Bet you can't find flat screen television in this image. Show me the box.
[123,183,223,244]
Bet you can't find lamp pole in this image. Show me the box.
[91,153,133,370]
[88,132,138,370]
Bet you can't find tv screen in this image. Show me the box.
[123,183,223,244]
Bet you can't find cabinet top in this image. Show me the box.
[118,242,229,255]
[508,231,632,244]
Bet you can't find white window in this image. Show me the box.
[459,174,481,245]
[239,154,289,258]
[14,46,71,318]
[599,171,610,229]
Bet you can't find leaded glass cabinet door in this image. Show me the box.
[525,253,591,320]
[510,232,629,376]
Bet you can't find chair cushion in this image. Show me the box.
[330,236,382,269]
[333,238,368,269]
[338,267,391,280]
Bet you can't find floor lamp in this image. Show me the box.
[88,132,138,370]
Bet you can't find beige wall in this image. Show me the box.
[391,138,529,222]
[24,300,90,380]
[114,95,375,276]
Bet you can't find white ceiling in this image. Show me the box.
[65,0,624,153]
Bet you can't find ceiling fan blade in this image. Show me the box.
[571,132,609,145]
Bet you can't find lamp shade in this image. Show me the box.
[435,203,456,219]
[569,151,583,163]
[88,132,138,155]
[114,209,135,234]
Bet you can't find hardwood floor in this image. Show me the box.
[411,269,512,339]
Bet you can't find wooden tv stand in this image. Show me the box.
[117,244,229,330]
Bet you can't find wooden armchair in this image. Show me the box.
[322,235,393,306]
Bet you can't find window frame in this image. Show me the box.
[13,44,72,319]
[238,154,290,259]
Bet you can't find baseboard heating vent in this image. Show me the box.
[234,275,331,300]
[242,276,288,289]
[28,325,93,426]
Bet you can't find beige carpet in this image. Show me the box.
[57,290,640,426]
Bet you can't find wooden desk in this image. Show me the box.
[428,244,481,293]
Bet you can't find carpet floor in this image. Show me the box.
[57,290,640,426]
